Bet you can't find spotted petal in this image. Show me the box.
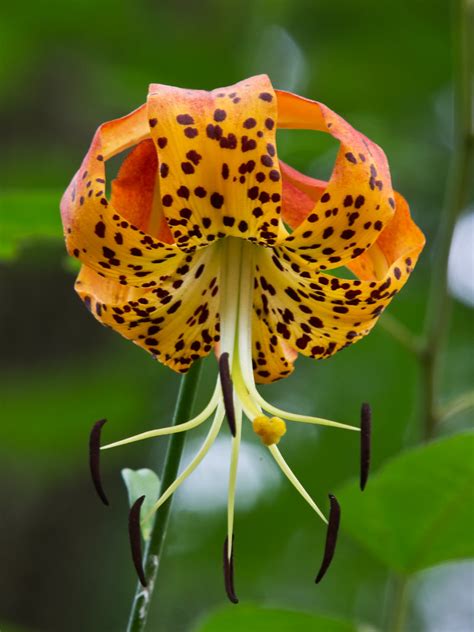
[60,105,184,289]
[251,190,424,377]
[276,89,395,271]
[75,242,222,373]
[146,75,283,250]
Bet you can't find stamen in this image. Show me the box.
[223,536,238,604]
[227,401,242,583]
[145,404,225,520]
[248,388,360,432]
[268,445,327,523]
[128,495,147,587]
[101,384,221,450]
[315,494,341,583]
[360,402,371,491]
[219,352,236,436]
[89,418,109,505]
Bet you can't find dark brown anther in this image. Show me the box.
[219,352,236,436]
[315,494,341,584]
[360,402,372,491]
[89,418,109,506]
[223,536,239,604]
[129,495,147,587]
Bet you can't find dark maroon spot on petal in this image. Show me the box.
[195,186,207,198]
[149,118,157,128]
[243,117,256,129]
[355,195,365,209]
[177,186,190,199]
[261,155,273,167]
[211,192,224,209]
[162,194,173,207]
[321,192,331,203]
[220,132,237,149]
[177,113,194,125]
[214,109,227,122]
[181,162,195,174]
[179,208,192,220]
[248,186,259,200]
[265,117,274,130]
[184,127,198,138]
[186,150,202,165]
[95,221,106,238]
[160,163,169,178]
[241,136,257,152]
[157,136,167,148]
[259,92,273,102]
[345,152,357,164]
[269,169,280,182]
[309,316,323,328]
[341,229,355,239]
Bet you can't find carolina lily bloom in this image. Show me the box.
[61,75,424,596]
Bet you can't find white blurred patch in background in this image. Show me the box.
[448,211,474,308]
[414,561,474,632]
[175,435,280,513]
[247,25,308,93]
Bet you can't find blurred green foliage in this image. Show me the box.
[338,433,474,573]
[0,1,472,632]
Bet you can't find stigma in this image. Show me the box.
[252,415,286,445]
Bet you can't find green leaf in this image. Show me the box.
[337,432,474,574]
[0,190,63,260]
[121,468,161,541]
[194,605,357,632]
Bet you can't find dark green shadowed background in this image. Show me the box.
[0,1,472,631]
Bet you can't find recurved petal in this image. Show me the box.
[347,191,425,281]
[276,90,396,271]
[75,242,222,373]
[61,106,184,289]
[253,226,423,363]
[146,75,282,250]
[110,139,173,243]
[280,160,326,228]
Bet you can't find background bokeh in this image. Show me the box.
[0,1,472,631]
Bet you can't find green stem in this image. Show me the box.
[420,0,473,441]
[387,2,472,628]
[126,360,203,632]
[388,575,410,632]
[379,312,422,355]
[438,390,474,424]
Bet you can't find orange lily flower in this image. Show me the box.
[61,75,424,595]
